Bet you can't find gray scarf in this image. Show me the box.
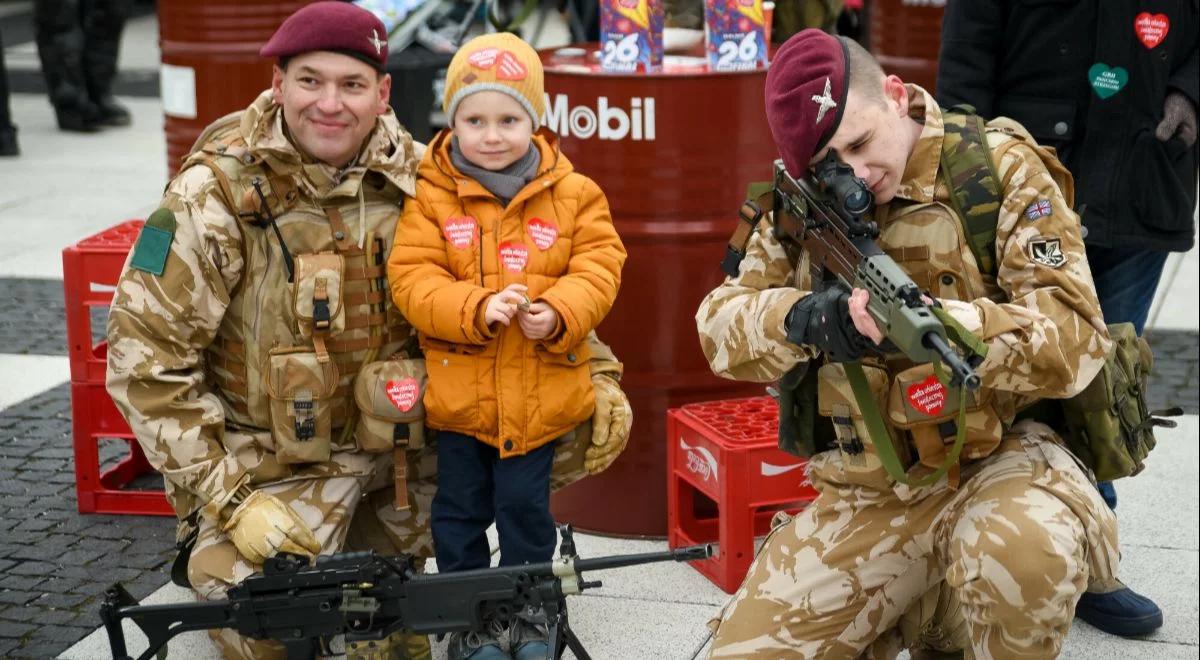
[450,136,541,206]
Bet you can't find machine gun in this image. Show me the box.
[100,525,712,660]
[770,154,984,390]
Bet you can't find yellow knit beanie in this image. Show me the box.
[443,32,545,130]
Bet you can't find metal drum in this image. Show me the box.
[543,49,776,536]
[868,0,945,92]
[158,1,310,175]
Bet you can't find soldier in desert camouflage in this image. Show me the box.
[104,3,631,659]
[696,30,1122,659]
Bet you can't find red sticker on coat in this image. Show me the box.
[499,241,529,272]
[907,376,946,417]
[468,47,499,69]
[443,216,477,249]
[527,218,559,250]
[1134,13,1169,49]
[385,378,420,412]
[496,51,528,80]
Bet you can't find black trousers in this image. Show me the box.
[431,431,557,572]
[34,0,130,108]
[0,29,13,131]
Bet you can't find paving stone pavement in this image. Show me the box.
[1,275,1196,658]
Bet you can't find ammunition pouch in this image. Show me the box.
[265,347,339,464]
[1020,322,1179,481]
[353,357,428,454]
[776,362,835,459]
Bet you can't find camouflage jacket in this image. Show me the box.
[696,86,1112,465]
[106,91,421,521]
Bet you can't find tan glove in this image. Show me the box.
[222,490,321,565]
[585,374,633,475]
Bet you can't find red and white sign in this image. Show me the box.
[468,48,499,69]
[527,218,559,250]
[443,216,477,249]
[907,375,946,417]
[499,241,529,272]
[496,51,528,80]
[1135,13,1169,49]
[385,378,420,413]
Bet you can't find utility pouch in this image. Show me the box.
[293,252,346,339]
[776,362,835,458]
[265,347,339,464]
[353,358,428,454]
[1058,322,1179,481]
[817,363,905,489]
[887,363,1002,473]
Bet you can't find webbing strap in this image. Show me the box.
[931,306,989,360]
[844,362,969,487]
[940,107,1002,278]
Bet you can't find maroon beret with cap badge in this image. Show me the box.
[260,1,390,71]
[764,29,850,177]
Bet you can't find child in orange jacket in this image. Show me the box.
[387,32,626,660]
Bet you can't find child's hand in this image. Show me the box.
[484,284,528,327]
[517,301,558,340]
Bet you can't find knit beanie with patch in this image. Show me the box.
[443,33,544,131]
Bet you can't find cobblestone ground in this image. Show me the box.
[0,278,1196,658]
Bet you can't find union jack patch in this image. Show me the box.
[1024,199,1052,220]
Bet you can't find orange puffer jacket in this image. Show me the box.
[388,130,626,457]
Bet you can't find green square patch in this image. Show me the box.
[130,225,173,276]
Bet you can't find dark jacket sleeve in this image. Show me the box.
[1168,42,1198,106]
[935,0,1004,117]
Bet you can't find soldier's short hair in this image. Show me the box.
[845,39,887,107]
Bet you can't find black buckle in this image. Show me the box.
[313,298,331,331]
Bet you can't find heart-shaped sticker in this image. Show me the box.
[496,51,528,81]
[1134,13,1169,49]
[385,378,420,412]
[443,216,477,249]
[907,375,946,417]
[1088,63,1128,100]
[499,241,529,272]
[468,48,499,69]
[527,218,559,250]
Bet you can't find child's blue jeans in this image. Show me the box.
[431,430,558,572]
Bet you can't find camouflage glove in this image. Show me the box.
[1156,91,1197,147]
[785,287,872,362]
[221,490,321,565]
[585,374,633,475]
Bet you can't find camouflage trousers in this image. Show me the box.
[709,421,1120,659]
[187,426,593,659]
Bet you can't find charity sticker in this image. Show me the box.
[385,378,420,412]
[907,375,946,417]
[1134,12,1169,49]
[443,216,477,249]
[1088,63,1128,99]
[496,51,528,80]
[499,241,530,272]
[527,218,559,250]
[468,48,499,69]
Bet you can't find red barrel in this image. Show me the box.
[544,51,776,536]
[158,1,311,176]
[868,0,945,92]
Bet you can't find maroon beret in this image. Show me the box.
[764,29,849,177]
[260,1,389,71]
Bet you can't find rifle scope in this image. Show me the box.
[814,151,874,216]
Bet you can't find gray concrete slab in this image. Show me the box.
[1112,414,1200,552]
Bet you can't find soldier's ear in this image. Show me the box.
[271,65,286,105]
[882,75,908,117]
[376,73,392,116]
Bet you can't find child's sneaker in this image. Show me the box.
[510,609,551,660]
[446,619,510,660]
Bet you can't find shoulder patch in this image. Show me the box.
[1028,236,1067,268]
[130,208,177,276]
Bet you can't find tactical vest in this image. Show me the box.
[181,116,411,457]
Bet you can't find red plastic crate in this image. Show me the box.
[63,220,173,516]
[667,396,818,593]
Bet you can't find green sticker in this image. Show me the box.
[130,208,176,276]
[1088,63,1128,99]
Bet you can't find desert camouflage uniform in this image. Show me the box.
[107,91,622,659]
[695,86,1120,659]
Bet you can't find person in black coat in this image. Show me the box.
[936,0,1197,642]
